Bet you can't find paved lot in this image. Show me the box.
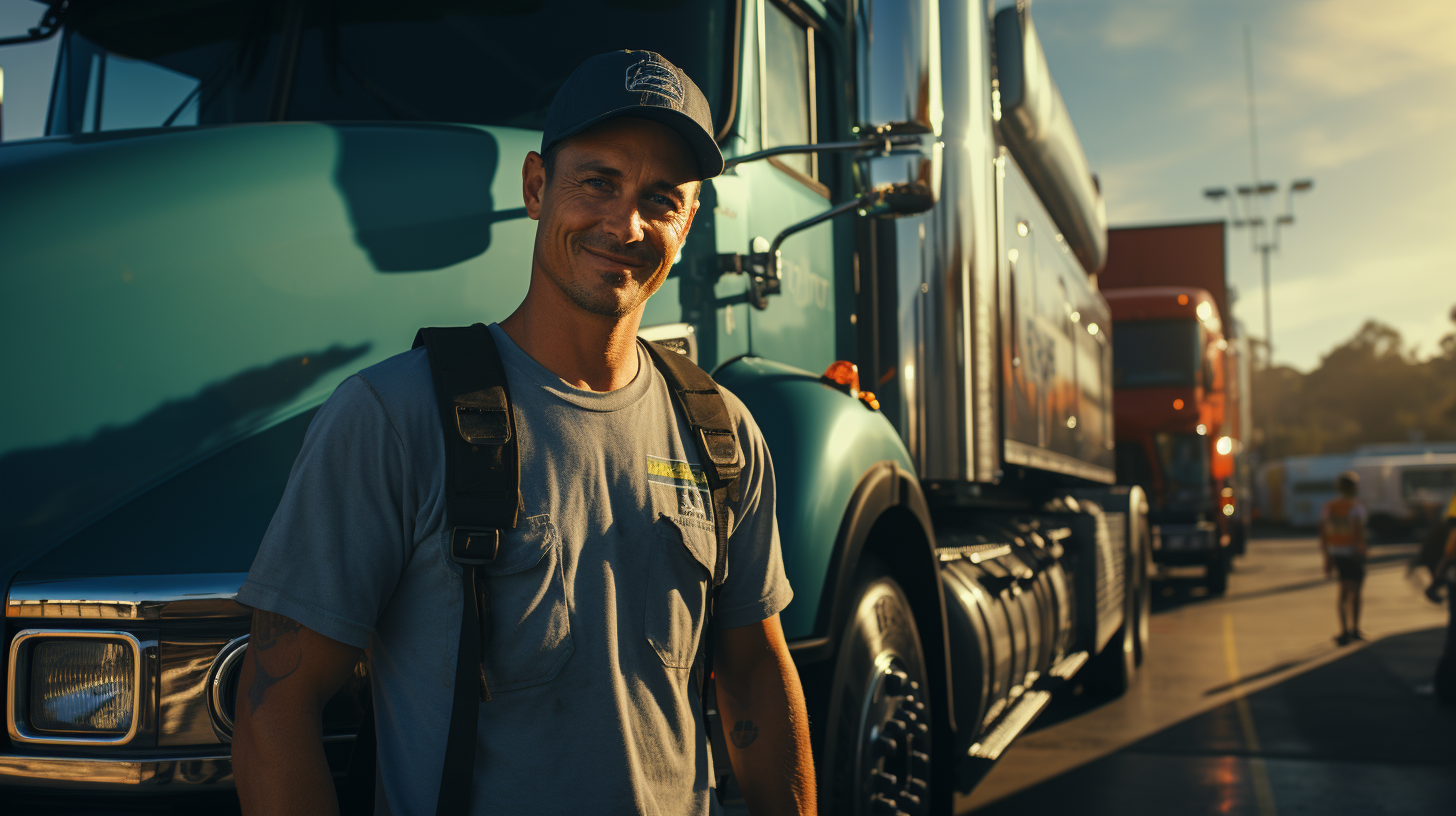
[961,534,1455,816]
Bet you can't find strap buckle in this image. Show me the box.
[450,527,500,566]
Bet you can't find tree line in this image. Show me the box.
[1253,306,1456,459]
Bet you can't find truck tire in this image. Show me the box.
[1083,613,1136,699]
[821,574,934,816]
[1206,552,1230,596]
[1084,531,1140,698]
[1133,518,1152,667]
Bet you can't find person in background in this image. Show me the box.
[1320,470,1367,645]
[1429,489,1456,705]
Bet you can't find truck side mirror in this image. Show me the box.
[715,0,944,308]
[854,0,943,217]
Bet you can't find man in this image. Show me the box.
[232,51,815,815]
[1320,471,1367,645]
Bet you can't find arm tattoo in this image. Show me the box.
[729,720,760,749]
[246,610,304,711]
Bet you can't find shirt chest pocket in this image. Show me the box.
[479,514,573,692]
[644,514,718,669]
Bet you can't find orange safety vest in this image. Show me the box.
[1323,497,1363,554]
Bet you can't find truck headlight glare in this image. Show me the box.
[8,629,145,745]
[30,640,136,734]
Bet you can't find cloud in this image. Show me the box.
[1098,3,1182,49]
[1277,0,1456,98]
[1289,103,1449,169]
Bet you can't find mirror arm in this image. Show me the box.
[0,1,67,48]
[766,193,873,260]
[719,192,876,310]
[723,133,922,171]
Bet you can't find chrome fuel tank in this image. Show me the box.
[936,524,1072,736]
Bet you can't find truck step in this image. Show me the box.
[1044,649,1089,683]
[966,689,1052,761]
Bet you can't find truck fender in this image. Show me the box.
[798,462,954,714]
[709,357,957,736]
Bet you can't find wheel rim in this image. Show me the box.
[853,654,931,816]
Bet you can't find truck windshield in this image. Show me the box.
[1112,319,1201,389]
[45,0,731,135]
[1153,432,1209,511]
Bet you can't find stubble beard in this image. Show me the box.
[551,234,665,318]
[557,274,642,318]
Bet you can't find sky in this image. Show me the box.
[1029,0,1456,371]
[2,0,1453,372]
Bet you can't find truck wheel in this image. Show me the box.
[1085,533,1140,698]
[822,575,934,816]
[1084,614,1136,699]
[1206,552,1229,596]
[1133,520,1152,667]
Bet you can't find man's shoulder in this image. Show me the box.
[327,347,439,445]
[708,381,765,446]
[357,346,432,402]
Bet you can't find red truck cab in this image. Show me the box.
[1106,286,1238,592]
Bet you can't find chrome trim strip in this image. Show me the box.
[7,629,145,747]
[6,573,251,620]
[0,737,353,791]
[0,752,233,791]
[1003,439,1116,485]
[208,635,250,742]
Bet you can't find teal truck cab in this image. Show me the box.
[0,1,1149,813]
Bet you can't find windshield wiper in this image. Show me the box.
[0,0,67,47]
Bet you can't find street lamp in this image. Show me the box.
[1203,179,1313,366]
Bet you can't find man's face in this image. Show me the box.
[524,118,701,320]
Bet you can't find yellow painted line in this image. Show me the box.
[1223,614,1278,816]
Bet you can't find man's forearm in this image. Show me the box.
[233,655,340,815]
[233,610,361,815]
[715,640,815,816]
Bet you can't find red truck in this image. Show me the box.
[1101,222,1248,593]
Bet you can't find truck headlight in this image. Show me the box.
[8,630,144,745]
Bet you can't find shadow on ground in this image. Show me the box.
[974,628,1456,815]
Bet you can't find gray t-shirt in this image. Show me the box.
[238,324,791,816]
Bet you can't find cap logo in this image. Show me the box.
[625,58,684,108]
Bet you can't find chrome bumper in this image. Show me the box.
[0,752,233,791]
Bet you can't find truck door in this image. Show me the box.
[736,0,838,374]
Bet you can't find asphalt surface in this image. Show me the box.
[961,533,1455,816]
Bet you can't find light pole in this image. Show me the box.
[1203,179,1313,367]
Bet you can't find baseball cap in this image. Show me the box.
[542,50,724,180]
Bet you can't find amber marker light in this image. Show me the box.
[1173,398,1185,410]
[1177,294,1189,305]
[822,360,861,398]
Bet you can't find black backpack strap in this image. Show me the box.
[413,324,520,816]
[642,341,744,804]
[642,341,742,589]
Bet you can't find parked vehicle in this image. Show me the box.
[1262,452,1456,537]
[1099,222,1247,593]
[0,1,1149,813]
[1279,453,1360,528]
